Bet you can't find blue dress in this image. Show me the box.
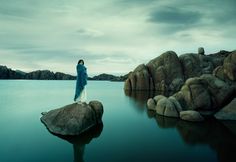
[74,64,87,101]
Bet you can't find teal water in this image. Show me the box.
[0,80,235,162]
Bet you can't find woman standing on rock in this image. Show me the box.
[74,59,88,104]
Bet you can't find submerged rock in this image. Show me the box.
[40,101,103,135]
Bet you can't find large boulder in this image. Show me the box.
[179,53,217,79]
[214,98,236,120]
[124,51,184,92]
[124,64,154,90]
[41,101,103,135]
[147,74,235,121]
[124,49,230,93]
[214,51,236,82]
[180,77,212,110]
[147,95,182,118]
[175,74,234,111]
[147,51,184,92]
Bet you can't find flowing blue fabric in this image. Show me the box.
[74,64,87,101]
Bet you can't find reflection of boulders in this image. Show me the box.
[41,101,103,135]
[153,115,236,162]
[145,51,236,121]
[215,98,236,120]
[154,114,179,128]
[124,90,154,105]
[221,121,236,136]
[55,123,103,162]
[177,120,236,162]
[124,89,175,108]
[180,110,204,122]
[124,90,160,110]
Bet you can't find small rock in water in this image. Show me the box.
[40,101,103,135]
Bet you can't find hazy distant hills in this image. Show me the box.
[0,65,127,81]
[89,73,128,81]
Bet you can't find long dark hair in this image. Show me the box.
[78,59,84,65]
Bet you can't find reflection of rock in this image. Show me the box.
[41,101,103,135]
[215,98,236,120]
[55,123,103,162]
[124,90,159,110]
[124,90,174,108]
[176,120,236,162]
[154,114,179,128]
[221,121,236,136]
[153,115,236,162]
[180,110,204,122]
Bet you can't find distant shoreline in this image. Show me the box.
[0,65,127,81]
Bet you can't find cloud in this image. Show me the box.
[0,0,235,75]
[148,7,202,25]
[76,28,104,38]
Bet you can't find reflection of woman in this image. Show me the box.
[74,59,87,104]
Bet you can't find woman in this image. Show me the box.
[74,59,88,104]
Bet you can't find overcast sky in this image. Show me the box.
[0,0,235,76]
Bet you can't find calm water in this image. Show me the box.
[0,80,236,162]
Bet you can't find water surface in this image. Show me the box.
[0,80,235,162]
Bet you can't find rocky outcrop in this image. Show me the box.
[147,95,182,117]
[174,74,234,111]
[41,101,103,135]
[125,51,184,91]
[0,65,127,81]
[124,64,154,90]
[0,65,25,79]
[0,65,76,80]
[124,48,231,93]
[90,73,127,81]
[142,49,236,122]
[24,70,76,80]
